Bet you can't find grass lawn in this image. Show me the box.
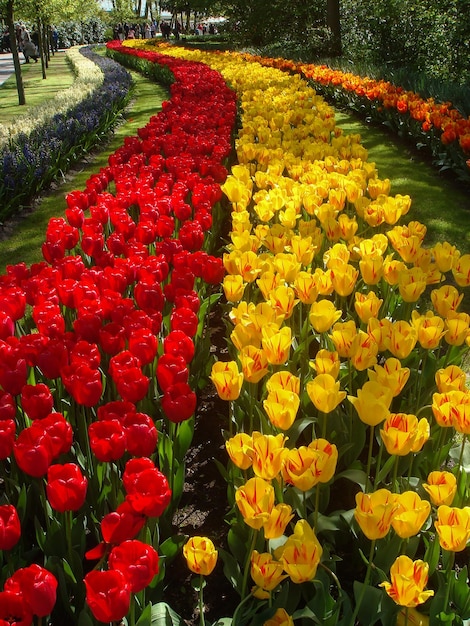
[336,111,470,255]
[0,51,75,124]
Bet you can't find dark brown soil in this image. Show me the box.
[164,307,240,625]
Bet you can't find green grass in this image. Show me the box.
[0,51,75,124]
[0,59,168,272]
[336,111,470,255]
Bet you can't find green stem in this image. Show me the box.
[404,607,409,626]
[314,483,321,530]
[366,425,375,492]
[442,550,455,614]
[349,539,376,626]
[457,433,467,506]
[240,528,257,600]
[199,574,206,626]
[391,455,399,493]
[129,593,136,626]
[65,510,73,563]
[232,590,255,626]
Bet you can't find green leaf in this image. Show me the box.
[78,609,95,626]
[150,602,185,626]
[174,416,195,460]
[335,468,368,491]
[136,603,152,626]
[159,534,187,560]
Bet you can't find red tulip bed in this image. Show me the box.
[0,42,236,625]
[1,38,470,626]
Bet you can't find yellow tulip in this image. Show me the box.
[230,323,261,351]
[225,433,253,470]
[354,291,383,323]
[448,390,470,434]
[380,413,430,456]
[223,275,246,303]
[383,254,407,286]
[324,242,350,268]
[397,267,427,302]
[354,489,398,540]
[380,555,434,608]
[431,391,457,428]
[239,345,270,384]
[329,320,357,358]
[282,439,338,490]
[306,374,346,413]
[359,255,384,285]
[266,371,300,395]
[338,213,358,240]
[312,267,334,296]
[391,491,431,539]
[444,311,470,346]
[250,551,287,592]
[275,519,323,583]
[435,505,470,551]
[411,311,446,350]
[183,536,218,576]
[349,330,379,371]
[263,608,294,626]
[435,365,467,392]
[367,357,410,397]
[210,361,244,401]
[273,253,301,283]
[452,253,470,287]
[251,432,287,480]
[310,349,340,379]
[430,284,463,317]
[256,271,284,301]
[368,177,390,199]
[235,477,274,531]
[309,299,342,333]
[261,326,292,365]
[293,271,319,304]
[263,503,294,539]
[433,241,460,273]
[289,234,316,266]
[263,388,300,430]
[348,381,393,426]
[330,263,359,297]
[268,285,298,320]
[423,471,457,507]
[386,320,418,359]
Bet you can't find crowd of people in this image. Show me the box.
[113,19,217,42]
[0,23,60,62]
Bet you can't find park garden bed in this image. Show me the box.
[0,40,468,626]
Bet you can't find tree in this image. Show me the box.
[4,0,25,104]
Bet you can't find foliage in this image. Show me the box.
[56,18,107,48]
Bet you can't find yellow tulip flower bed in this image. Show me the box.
[124,41,470,626]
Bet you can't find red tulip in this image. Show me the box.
[115,366,150,403]
[40,413,73,457]
[109,539,159,592]
[161,382,197,423]
[0,419,15,459]
[13,425,54,477]
[99,321,127,355]
[36,337,70,379]
[84,569,131,623]
[70,340,101,369]
[123,412,158,457]
[61,363,103,407]
[0,590,33,625]
[0,504,21,550]
[88,420,127,462]
[170,306,199,337]
[123,459,171,518]
[156,353,189,392]
[101,501,146,544]
[46,463,88,512]
[97,400,136,422]
[5,564,58,617]
[134,278,164,311]
[163,329,195,363]
[20,383,54,421]
[0,390,16,420]
[128,327,158,365]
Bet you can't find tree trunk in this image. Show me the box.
[37,20,46,79]
[326,0,341,55]
[6,0,26,105]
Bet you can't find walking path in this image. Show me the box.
[0,52,19,86]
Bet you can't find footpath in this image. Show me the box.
[0,52,19,86]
